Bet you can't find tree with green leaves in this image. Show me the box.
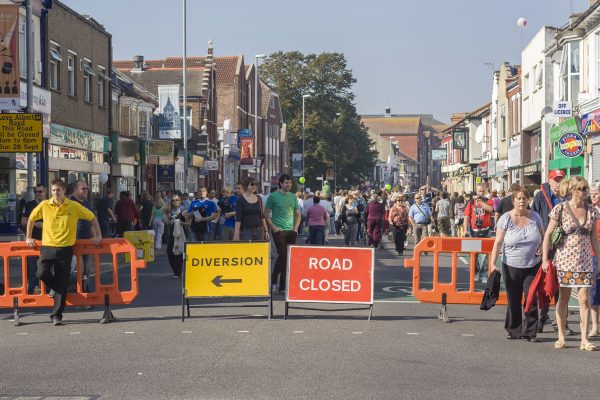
[260,51,378,190]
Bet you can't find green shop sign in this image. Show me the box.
[50,124,109,153]
[550,117,581,142]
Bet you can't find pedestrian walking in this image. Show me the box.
[265,174,300,293]
[68,180,95,294]
[166,195,187,278]
[114,191,139,237]
[490,188,544,341]
[208,189,222,241]
[464,184,495,283]
[187,187,218,242]
[542,176,600,351]
[590,182,600,338]
[388,196,409,255]
[532,170,567,333]
[138,191,154,230]
[219,186,238,242]
[96,189,116,238]
[21,184,46,294]
[233,177,269,241]
[341,195,359,246]
[152,197,166,250]
[306,196,328,245]
[365,191,385,248]
[454,195,466,238]
[25,179,102,325]
[409,194,433,244]
[435,192,451,237]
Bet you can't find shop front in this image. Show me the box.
[48,124,110,200]
[549,118,584,178]
[581,109,600,182]
[111,134,140,201]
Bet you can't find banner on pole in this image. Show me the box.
[238,129,254,168]
[158,85,181,139]
[292,153,303,176]
[0,5,20,111]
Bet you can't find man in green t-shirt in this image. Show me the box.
[265,173,300,292]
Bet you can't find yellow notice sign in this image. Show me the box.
[0,113,43,152]
[185,242,270,297]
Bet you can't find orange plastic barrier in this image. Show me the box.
[404,237,507,321]
[0,239,146,325]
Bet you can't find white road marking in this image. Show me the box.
[462,334,474,337]
[138,372,143,376]
[406,332,419,335]
[69,331,81,335]
[293,330,304,333]
[237,330,249,333]
[17,332,28,335]
[252,314,264,317]
[181,331,192,334]
[124,331,135,334]
[352,331,364,335]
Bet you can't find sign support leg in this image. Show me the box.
[13,297,20,327]
[268,295,273,320]
[186,299,191,318]
[438,292,449,323]
[284,301,289,320]
[367,304,373,321]
[99,294,116,324]
[181,294,186,322]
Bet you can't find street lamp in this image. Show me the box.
[302,94,311,178]
[182,0,188,195]
[255,54,266,192]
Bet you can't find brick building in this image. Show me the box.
[46,0,112,196]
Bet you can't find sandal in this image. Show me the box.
[554,340,566,349]
[589,331,599,338]
[580,342,598,351]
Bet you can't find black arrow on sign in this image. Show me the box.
[211,275,243,287]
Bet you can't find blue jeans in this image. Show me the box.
[309,225,325,245]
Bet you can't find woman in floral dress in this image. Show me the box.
[542,176,600,351]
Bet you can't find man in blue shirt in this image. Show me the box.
[408,194,433,245]
[218,186,238,241]
[187,186,218,242]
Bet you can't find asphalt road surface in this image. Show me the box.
[1,235,597,400]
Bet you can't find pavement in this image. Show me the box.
[1,234,598,400]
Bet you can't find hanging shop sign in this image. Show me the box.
[204,160,219,171]
[452,128,467,149]
[553,101,572,118]
[0,5,20,111]
[157,164,175,182]
[581,110,600,136]
[550,117,580,143]
[147,140,174,157]
[158,85,181,139]
[238,129,254,170]
[558,132,585,158]
[431,148,447,161]
[0,113,42,152]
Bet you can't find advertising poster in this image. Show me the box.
[238,129,254,169]
[0,5,20,110]
[158,85,181,139]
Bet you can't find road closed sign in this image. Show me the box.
[0,113,43,152]
[286,246,374,304]
[185,242,270,297]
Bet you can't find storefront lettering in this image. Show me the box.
[50,124,107,153]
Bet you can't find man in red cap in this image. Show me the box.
[531,169,572,335]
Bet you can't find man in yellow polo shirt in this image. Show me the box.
[26,179,102,326]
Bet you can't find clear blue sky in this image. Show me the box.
[63,0,589,123]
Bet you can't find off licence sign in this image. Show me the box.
[0,113,42,152]
[287,246,374,304]
[185,242,270,297]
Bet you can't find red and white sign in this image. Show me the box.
[286,246,374,304]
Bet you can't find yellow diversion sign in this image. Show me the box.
[185,242,270,297]
[0,113,43,152]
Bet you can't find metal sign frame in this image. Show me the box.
[182,240,273,321]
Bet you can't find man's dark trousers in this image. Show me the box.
[36,246,74,319]
[272,230,297,291]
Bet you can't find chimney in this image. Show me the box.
[384,106,391,118]
[132,55,144,72]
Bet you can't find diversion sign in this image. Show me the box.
[184,242,270,297]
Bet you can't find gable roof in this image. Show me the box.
[361,116,421,136]
[114,56,241,85]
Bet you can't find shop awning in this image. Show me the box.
[549,155,584,171]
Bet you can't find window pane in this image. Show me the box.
[560,47,568,76]
[571,42,580,73]
[571,74,580,102]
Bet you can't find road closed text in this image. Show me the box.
[287,247,374,303]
